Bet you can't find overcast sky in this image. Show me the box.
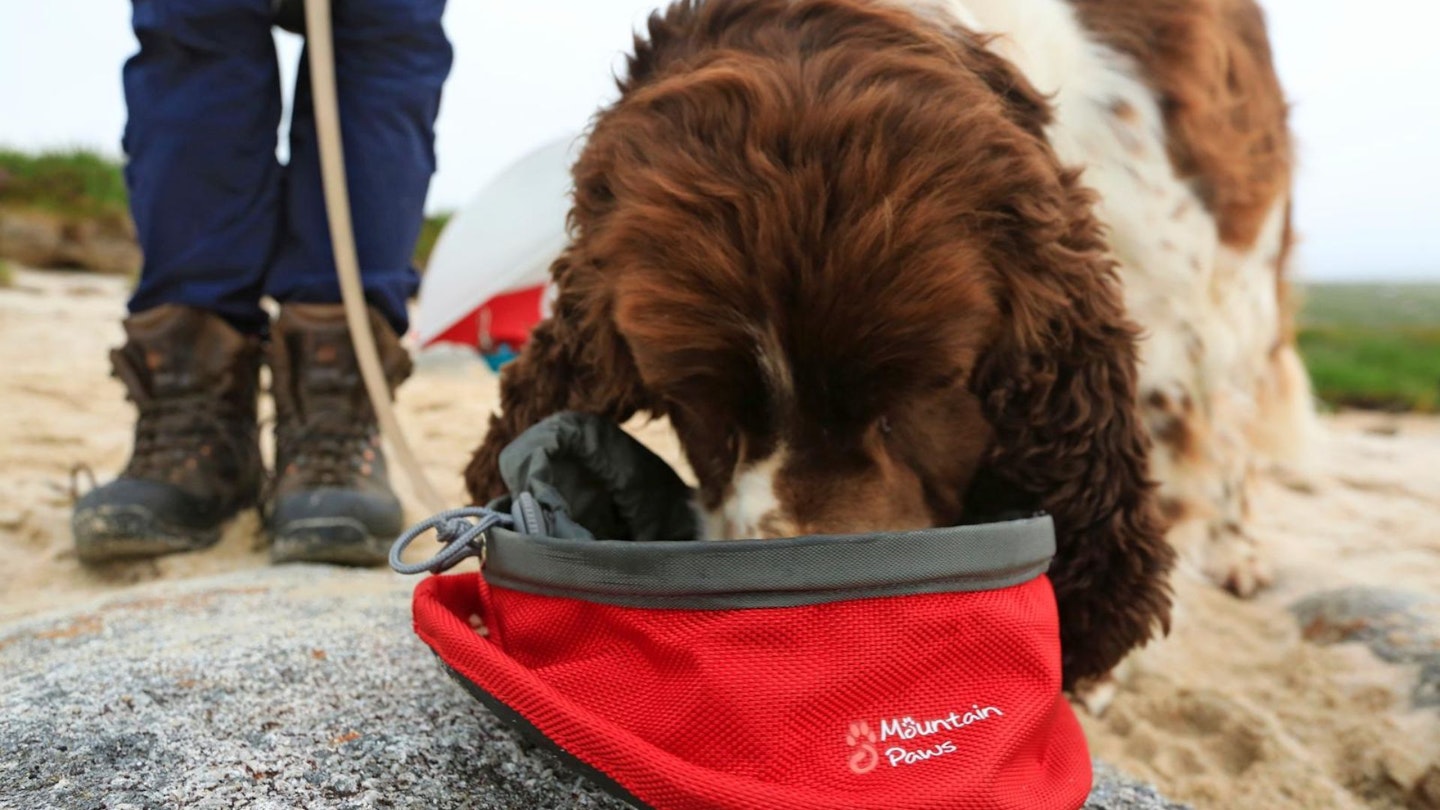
[2,1,1436,281]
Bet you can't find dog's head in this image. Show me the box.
[620,235,1002,539]
[554,0,1150,539]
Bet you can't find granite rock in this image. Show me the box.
[1293,586,1440,708]
[0,567,1184,809]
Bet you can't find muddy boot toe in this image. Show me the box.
[71,305,262,564]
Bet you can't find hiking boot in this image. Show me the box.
[73,305,263,564]
[267,303,412,566]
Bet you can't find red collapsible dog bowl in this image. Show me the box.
[393,509,1092,810]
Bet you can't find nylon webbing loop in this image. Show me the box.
[390,507,512,575]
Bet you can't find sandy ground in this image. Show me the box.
[2,267,1438,808]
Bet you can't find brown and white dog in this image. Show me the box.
[464,0,1313,687]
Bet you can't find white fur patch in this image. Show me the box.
[707,450,792,540]
[904,0,1310,587]
[960,0,1230,524]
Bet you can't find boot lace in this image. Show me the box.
[277,408,378,489]
[127,393,249,484]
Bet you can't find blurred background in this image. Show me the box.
[1,0,1437,411]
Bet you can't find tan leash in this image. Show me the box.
[302,0,450,516]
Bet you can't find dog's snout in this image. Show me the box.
[707,445,936,540]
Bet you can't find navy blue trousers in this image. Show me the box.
[123,0,452,335]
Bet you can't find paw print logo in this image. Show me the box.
[845,720,880,775]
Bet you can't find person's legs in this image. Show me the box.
[264,0,452,565]
[74,0,280,563]
[266,0,453,335]
[123,0,283,334]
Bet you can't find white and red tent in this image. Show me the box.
[413,135,583,367]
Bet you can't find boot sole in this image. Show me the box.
[270,517,392,567]
[73,505,223,564]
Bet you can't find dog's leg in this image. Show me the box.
[464,318,653,504]
[1139,378,1270,597]
[1140,196,1314,597]
[465,318,571,503]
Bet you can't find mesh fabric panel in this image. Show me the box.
[413,572,1091,810]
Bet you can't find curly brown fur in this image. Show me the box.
[463,251,657,501]
[968,165,1175,684]
[464,0,1173,686]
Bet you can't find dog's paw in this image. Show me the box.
[1203,524,1273,597]
[1072,673,1120,717]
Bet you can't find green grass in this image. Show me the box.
[0,148,453,268]
[0,148,131,228]
[414,212,452,270]
[0,258,13,289]
[1298,283,1440,413]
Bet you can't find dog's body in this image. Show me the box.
[950,0,1314,596]
[465,0,1310,686]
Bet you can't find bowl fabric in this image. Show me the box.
[410,518,1091,810]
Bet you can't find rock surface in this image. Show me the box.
[0,567,1185,809]
[0,210,141,275]
[1293,587,1440,708]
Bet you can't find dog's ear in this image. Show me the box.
[463,250,655,504]
[971,168,1175,689]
